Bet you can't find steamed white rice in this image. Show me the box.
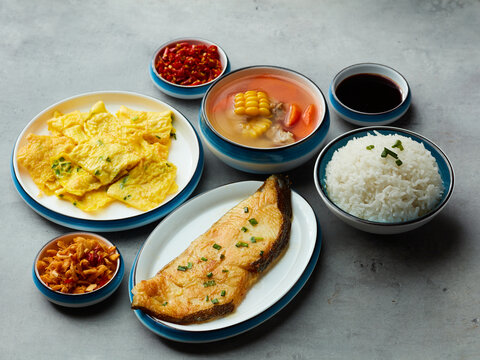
[325,132,444,222]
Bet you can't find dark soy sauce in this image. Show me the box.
[335,73,403,113]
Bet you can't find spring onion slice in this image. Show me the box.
[203,280,216,287]
[366,145,374,150]
[381,147,398,159]
[392,140,404,151]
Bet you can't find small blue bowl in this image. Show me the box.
[314,126,454,234]
[33,232,124,307]
[150,38,230,100]
[199,65,330,174]
[329,63,411,126]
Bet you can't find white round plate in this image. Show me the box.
[11,91,203,232]
[129,180,320,341]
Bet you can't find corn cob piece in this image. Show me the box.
[234,91,271,117]
[241,117,272,138]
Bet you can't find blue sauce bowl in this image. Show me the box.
[199,65,330,174]
[329,63,411,126]
[150,38,230,100]
[314,126,454,234]
[33,232,124,307]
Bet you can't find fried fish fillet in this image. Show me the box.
[131,175,292,324]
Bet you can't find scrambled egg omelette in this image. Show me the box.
[17,101,178,212]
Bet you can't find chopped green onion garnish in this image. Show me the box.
[248,218,258,226]
[106,157,111,162]
[206,272,213,278]
[381,147,398,159]
[170,132,177,140]
[123,194,131,201]
[120,176,128,189]
[97,140,103,146]
[220,254,225,260]
[211,298,219,304]
[221,290,226,296]
[95,170,101,176]
[201,257,208,262]
[236,242,249,248]
[241,227,248,232]
[177,265,187,271]
[203,280,216,287]
[59,194,64,198]
[77,167,81,172]
[222,269,229,273]
[73,202,77,206]
[162,301,168,306]
[250,237,257,243]
[366,145,375,150]
[187,262,193,269]
[396,159,403,166]
[260,251,264,256]
[59,157,65,162]
[131,116,139,122]
[213,243,222,250]
[392,140,404,151]
[244,207,249,213]
[205,295,209,301]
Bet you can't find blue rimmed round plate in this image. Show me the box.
[11,91,203,232]
[129,180,320,342]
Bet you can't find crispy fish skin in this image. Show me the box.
[131,175,292,324]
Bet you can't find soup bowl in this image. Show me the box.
[150,37,230,100]
[199,66,330,174]
[329,63,411,126]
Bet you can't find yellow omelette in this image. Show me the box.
[18,101,178,212]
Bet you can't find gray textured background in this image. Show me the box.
[1,0,479,359]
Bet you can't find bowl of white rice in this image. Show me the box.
[314,126,454,234]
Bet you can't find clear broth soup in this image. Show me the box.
[206,70,323,148]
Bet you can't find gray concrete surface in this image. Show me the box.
[1,0,479,359]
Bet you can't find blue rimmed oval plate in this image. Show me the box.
[129,180,321,342]
[11,91,203,232]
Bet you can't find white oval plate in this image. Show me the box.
[130,180,318,334]
[11,91,203,231]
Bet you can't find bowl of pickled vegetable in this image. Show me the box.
[33,232,124,307]
[199,65,330,173]
[150,38,230,100]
